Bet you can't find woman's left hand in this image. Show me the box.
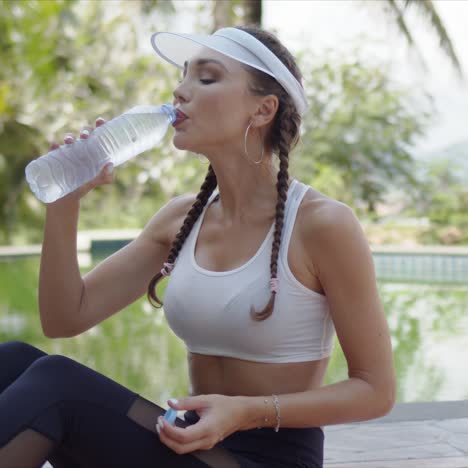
[156,394,249,454]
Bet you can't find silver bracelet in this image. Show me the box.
[272,394,281,432]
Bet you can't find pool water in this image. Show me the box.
[0,256,467,404]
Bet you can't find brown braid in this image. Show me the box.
[250,103,301,321]
[147,25,303,322]
[234,26,303,321]
[147,165,218,307]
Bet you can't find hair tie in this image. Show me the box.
[270,277,279,294]
[161,262,175,277]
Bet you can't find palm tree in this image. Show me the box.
[368,0,463,78]
[212,0,463,78]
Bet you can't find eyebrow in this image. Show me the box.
[182,58,229,76]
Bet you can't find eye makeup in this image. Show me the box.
[182,58,228,79]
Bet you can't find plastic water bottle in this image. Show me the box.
[25,104,178,203]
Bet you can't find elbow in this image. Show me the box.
[374,381,397,418]
[42,329,69,339]
[43,329,77,339]
[41,319,77,339]
[376,392,396,418]
[40,317,58,339]
[42,327,67,339]
[351,368,397,419]
[353,373,397,419]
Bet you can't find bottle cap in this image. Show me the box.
[163,407,178,425]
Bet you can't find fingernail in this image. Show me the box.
[169,398,178,405]
[156,423,160,435]
[159,419,164,429]
[96,116,105,122]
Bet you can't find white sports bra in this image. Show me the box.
[163,179,335,363]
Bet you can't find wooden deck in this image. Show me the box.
[324,401,468,467]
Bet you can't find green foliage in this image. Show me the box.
[0,0,463,246]
[0,0,181,242]
[291,45,433,215]
[0,0,79,242]
[408,158,468,244]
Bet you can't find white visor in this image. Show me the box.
[150,27,308,117]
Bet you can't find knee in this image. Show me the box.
[27,354,80,380]
[0,340,46,362]
[24,355,91,398]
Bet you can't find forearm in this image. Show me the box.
[39,197,84,337]
[239,377,395,430]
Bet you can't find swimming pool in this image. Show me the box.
[1,255,467,404]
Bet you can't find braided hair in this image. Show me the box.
[147,25,303,321]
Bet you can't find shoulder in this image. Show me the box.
[141,193,198,246]
[296,185,369,271]
[297,186,359,238]
[165,193,199,218]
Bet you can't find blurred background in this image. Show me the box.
[0,0,467,407]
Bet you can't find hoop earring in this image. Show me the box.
[244,121,265,164]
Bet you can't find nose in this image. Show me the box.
[173,81,189,106]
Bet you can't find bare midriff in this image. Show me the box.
[188,353,330,396]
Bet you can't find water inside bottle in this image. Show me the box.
[100,110,171,166]
[25,106,173,203]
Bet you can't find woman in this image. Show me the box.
[0,25,396,468]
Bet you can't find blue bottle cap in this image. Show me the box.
[163,407,178,425]
[161,103,177,124]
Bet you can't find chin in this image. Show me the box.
[172,134,190,151]
[172,135,202,154]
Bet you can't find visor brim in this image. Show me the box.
[151,31,274,78]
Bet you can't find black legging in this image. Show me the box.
[0,341,249,468]
[0,341,324,467]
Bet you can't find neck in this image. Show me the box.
[205,151,290,225]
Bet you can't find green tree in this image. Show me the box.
[409,158,468,244]
[0,0,77,242]
[291,45,432,215]
[0,0,178,243]
[0,0,460,245]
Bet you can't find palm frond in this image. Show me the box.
[381,0,428,72]
[364,0,464,79]
[405,0,463,78]
[387,0,415,46]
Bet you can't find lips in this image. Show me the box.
[174,109,189,126]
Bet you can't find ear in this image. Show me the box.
[252,94,279,128]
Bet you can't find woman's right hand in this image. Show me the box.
[49,116,115,202]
